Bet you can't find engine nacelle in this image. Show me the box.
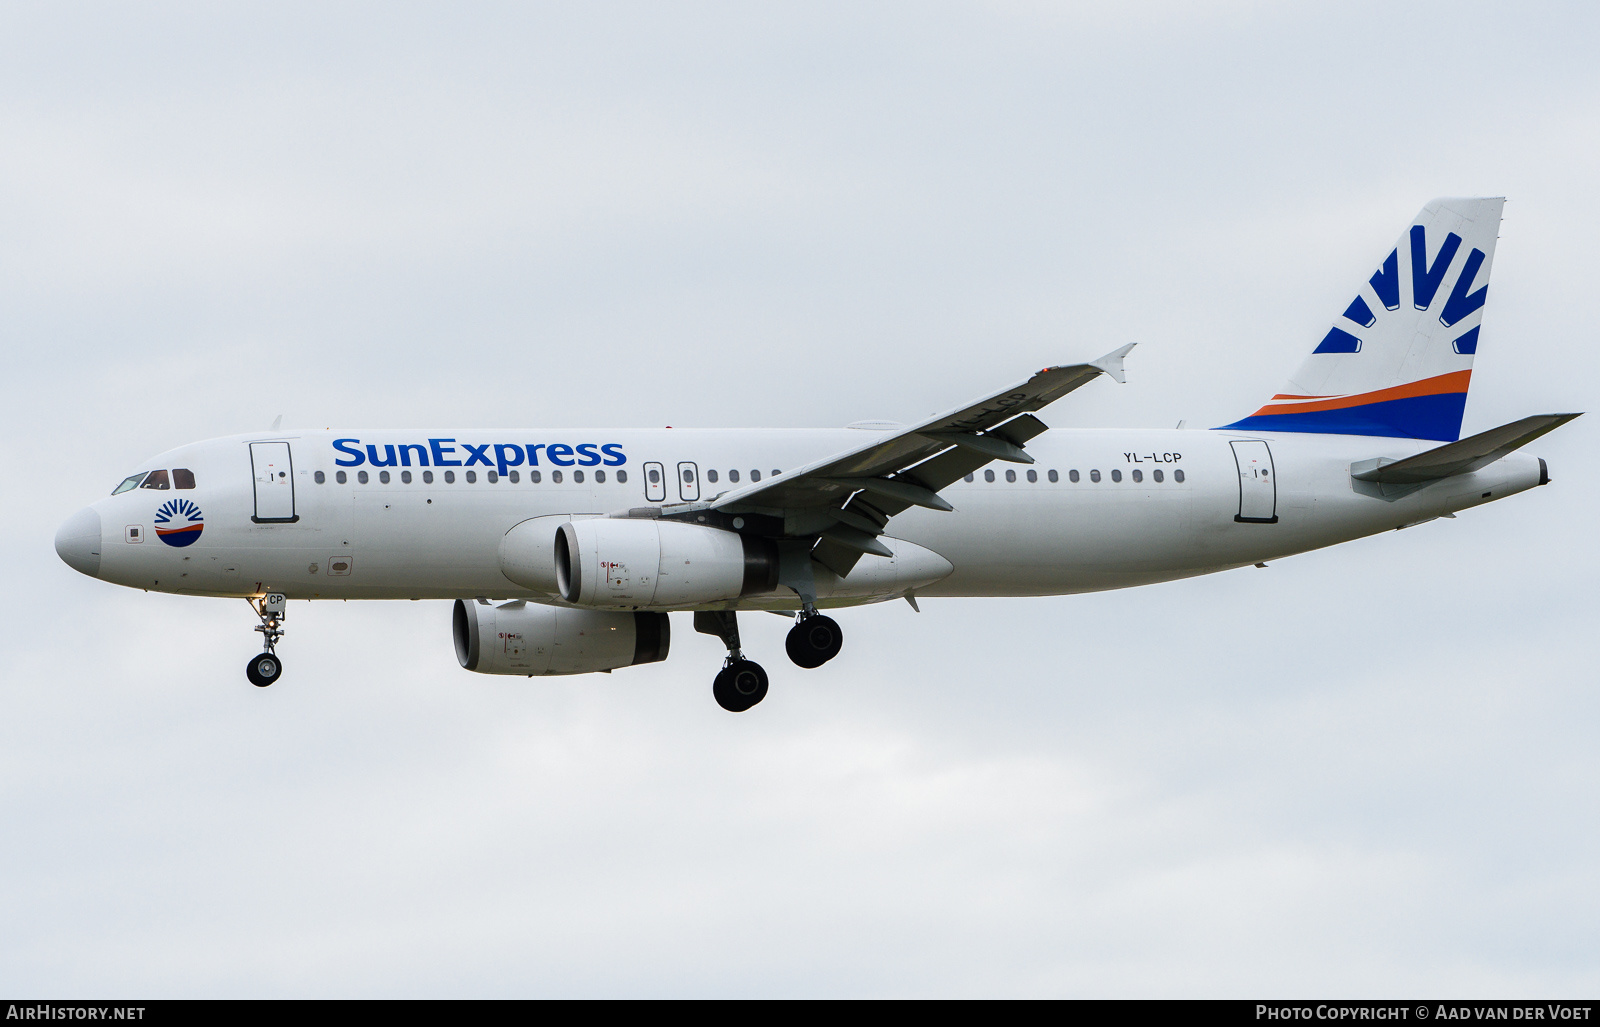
[497,513,600,595]
[549,518,778,609]
[452,599,669,676]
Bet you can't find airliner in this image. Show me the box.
[55,197,1577,711]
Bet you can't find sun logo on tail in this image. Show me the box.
[1314,225,1490,357]
[154,498,204,547]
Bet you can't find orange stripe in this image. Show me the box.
[1249,370,1471,417]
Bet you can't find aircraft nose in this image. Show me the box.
[55,506,102,577]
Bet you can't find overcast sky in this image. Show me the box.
[4,1,1597,997]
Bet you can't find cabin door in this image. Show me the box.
[250,442,298,523]
[1230,440,1277,523]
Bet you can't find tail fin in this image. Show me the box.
[1224,197,1504,442]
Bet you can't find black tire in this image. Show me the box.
[713,659,768,712]
[246,652,282,688]
[786,615,842,669]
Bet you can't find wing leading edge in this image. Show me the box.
[687,345,1134,577]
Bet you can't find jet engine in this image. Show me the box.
[555,518,778,608]
[452,599,669,676]
[499,516,778,609]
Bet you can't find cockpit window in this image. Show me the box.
[112,472,148,495]
[140,469,171,490]
[173,468,196,489]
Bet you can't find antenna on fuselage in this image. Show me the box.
[270,414,283,431]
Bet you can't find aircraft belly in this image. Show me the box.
[902,485,1203,597]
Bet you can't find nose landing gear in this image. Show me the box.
[246,593,287,687]
[246,651,282,687]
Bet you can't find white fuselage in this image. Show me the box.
[74,427,1545,607]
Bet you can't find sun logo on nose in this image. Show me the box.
[154,498,204,547]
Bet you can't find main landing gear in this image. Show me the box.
[695,611,768,712]
[695,607,844,712]
[246,593,286,687]
[785,611,842,669]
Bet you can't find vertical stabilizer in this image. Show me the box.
[1224,197,1504,442]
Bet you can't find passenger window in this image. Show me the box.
[1089,470,1101,483]
[173,468,196,489]
[141,469,171,490]
[1026,470,1037,483]
[444,471,455,484]
[552,470,563,484]
[487,471,498,483]
[707,469,718,483]
[984,470,995,483]
[402,470,413,484]
[595,470,606,483]
[358,471,369,484]
[337,471,348,484]
[314,470,326,484]
[530,470,541,483]
[574,470,585,483]
[466,471,477,484]
[772,470,780,477]
[751,470,761,482]
[508,470,519,483]
[682,468,695,483]
[647,468,660,484]
[1174,469,1186,483]
[1111,469,1122,482]
[112,473,148,495]
[423,470,434,484]
[1047,470,1058,483]
[1005,469,1016,483]
[729,469,740,483]
[1132,469,1143,483]
[1154,469,1163,483]
[964,473,974,482]
[616,470,626,484]
[379,470,391,484]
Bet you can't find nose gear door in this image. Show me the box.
[1230,440,1277,523]
[250,441,299,523]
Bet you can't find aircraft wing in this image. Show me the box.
[698,345,1134,575]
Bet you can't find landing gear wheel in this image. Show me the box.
[713,659,768,712]
[786,615,842,669]
[246,652,282,688]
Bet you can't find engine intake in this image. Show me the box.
[452,599,669,676]
[543,518,778,609]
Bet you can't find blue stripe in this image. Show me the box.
[1220,392,1467,442]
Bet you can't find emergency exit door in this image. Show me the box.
[677,462,701,501]
[1230,440,1277,523]
[643,461,666,502]
[250,441,299,523]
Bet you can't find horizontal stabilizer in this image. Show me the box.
[1351,413,1581,484]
